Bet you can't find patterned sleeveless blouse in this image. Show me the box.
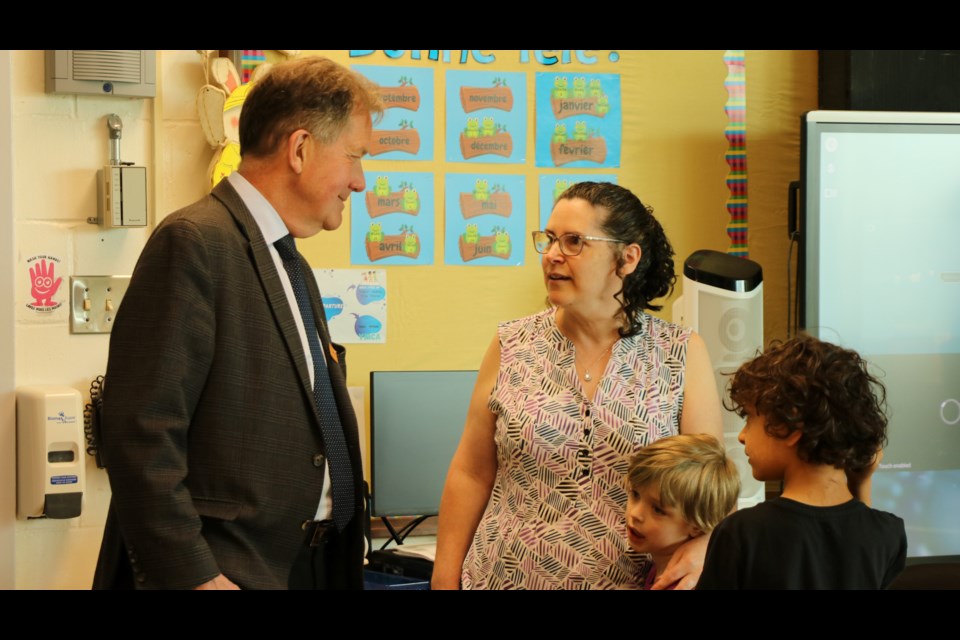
[461,308,690,589]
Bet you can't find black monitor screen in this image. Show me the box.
[801,110,960,560]
[370,370,478,517]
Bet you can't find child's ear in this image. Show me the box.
[784,429,803,448]
[688,524,704,539]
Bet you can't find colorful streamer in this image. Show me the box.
[240,50,266,84]
[724,50,748,257]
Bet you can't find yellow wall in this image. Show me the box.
[746,52,818,341]
[2,50,816,588]
[299,50,817,386]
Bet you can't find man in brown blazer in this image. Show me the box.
[93,58,382,589]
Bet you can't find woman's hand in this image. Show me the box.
[847,448,883,506]
[430,564,464,590]
[650,533,709,590]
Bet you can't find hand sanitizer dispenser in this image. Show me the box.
[16,386,85,519]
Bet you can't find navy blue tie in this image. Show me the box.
[274,234,354,531]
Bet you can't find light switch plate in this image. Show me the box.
[70,276,131,334]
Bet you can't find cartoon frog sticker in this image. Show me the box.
[465,117,480,138]
[572,77,587,99]
[474,179,489,201]
[374,175,390,197]
[367,222,383,243]
[403,231,419,254]
[573,121,588,141]
[552,76,568,100]
[464,224,479,244]
[597,95,610,116]
[403,188,419,212]
[493,230,510,256]
[553,123,568,144]
[481,117,496,137]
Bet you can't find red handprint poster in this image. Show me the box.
[25,256,63,311]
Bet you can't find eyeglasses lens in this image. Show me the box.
[532,231,588,256]
[561,235,583,256]
[532,232,550,254]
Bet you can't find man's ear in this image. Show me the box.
[286,129,310,175]
[618,243,642,277]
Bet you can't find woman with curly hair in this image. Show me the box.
[433,182,723,590]
[697,335,906,589]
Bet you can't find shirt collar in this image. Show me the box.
[227,172,290,246]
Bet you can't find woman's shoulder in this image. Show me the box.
[498,307,556,336]
[635,313,691,347]
[497,308,562,356]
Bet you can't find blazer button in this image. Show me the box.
[312,453,324,468]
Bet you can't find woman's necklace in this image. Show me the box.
[577,340,617,382]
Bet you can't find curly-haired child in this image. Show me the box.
[697,335,906,589]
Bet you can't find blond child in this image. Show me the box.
[626,433,741,589]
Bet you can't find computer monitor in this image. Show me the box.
[369,370,478,518]
[801,110,960,560]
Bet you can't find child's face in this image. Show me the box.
[625,483,700,558]
[738,405,794,481]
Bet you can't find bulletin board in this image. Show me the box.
[290,50,816,423]
[301,50,732,371]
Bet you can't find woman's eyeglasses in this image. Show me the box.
[531,230,621,257]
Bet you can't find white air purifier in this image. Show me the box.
[673,249,764,508]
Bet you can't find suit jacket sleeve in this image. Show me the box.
[100,215,221,589]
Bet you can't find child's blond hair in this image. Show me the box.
[627,434,740,534]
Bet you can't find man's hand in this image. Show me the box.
[650,533,709,590]
[194,574,240,590]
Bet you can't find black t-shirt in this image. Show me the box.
[697,497,906,590]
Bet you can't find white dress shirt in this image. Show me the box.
[227,172,333,521]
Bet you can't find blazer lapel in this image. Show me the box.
[210,181,317,415]
[210,180,360,470]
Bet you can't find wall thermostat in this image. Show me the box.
[90,113,147,227]
[97,165,147,227]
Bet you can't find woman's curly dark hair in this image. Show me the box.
[727,335,888,472]
[558,182,676,338]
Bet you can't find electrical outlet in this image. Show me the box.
[70,276,131,334]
